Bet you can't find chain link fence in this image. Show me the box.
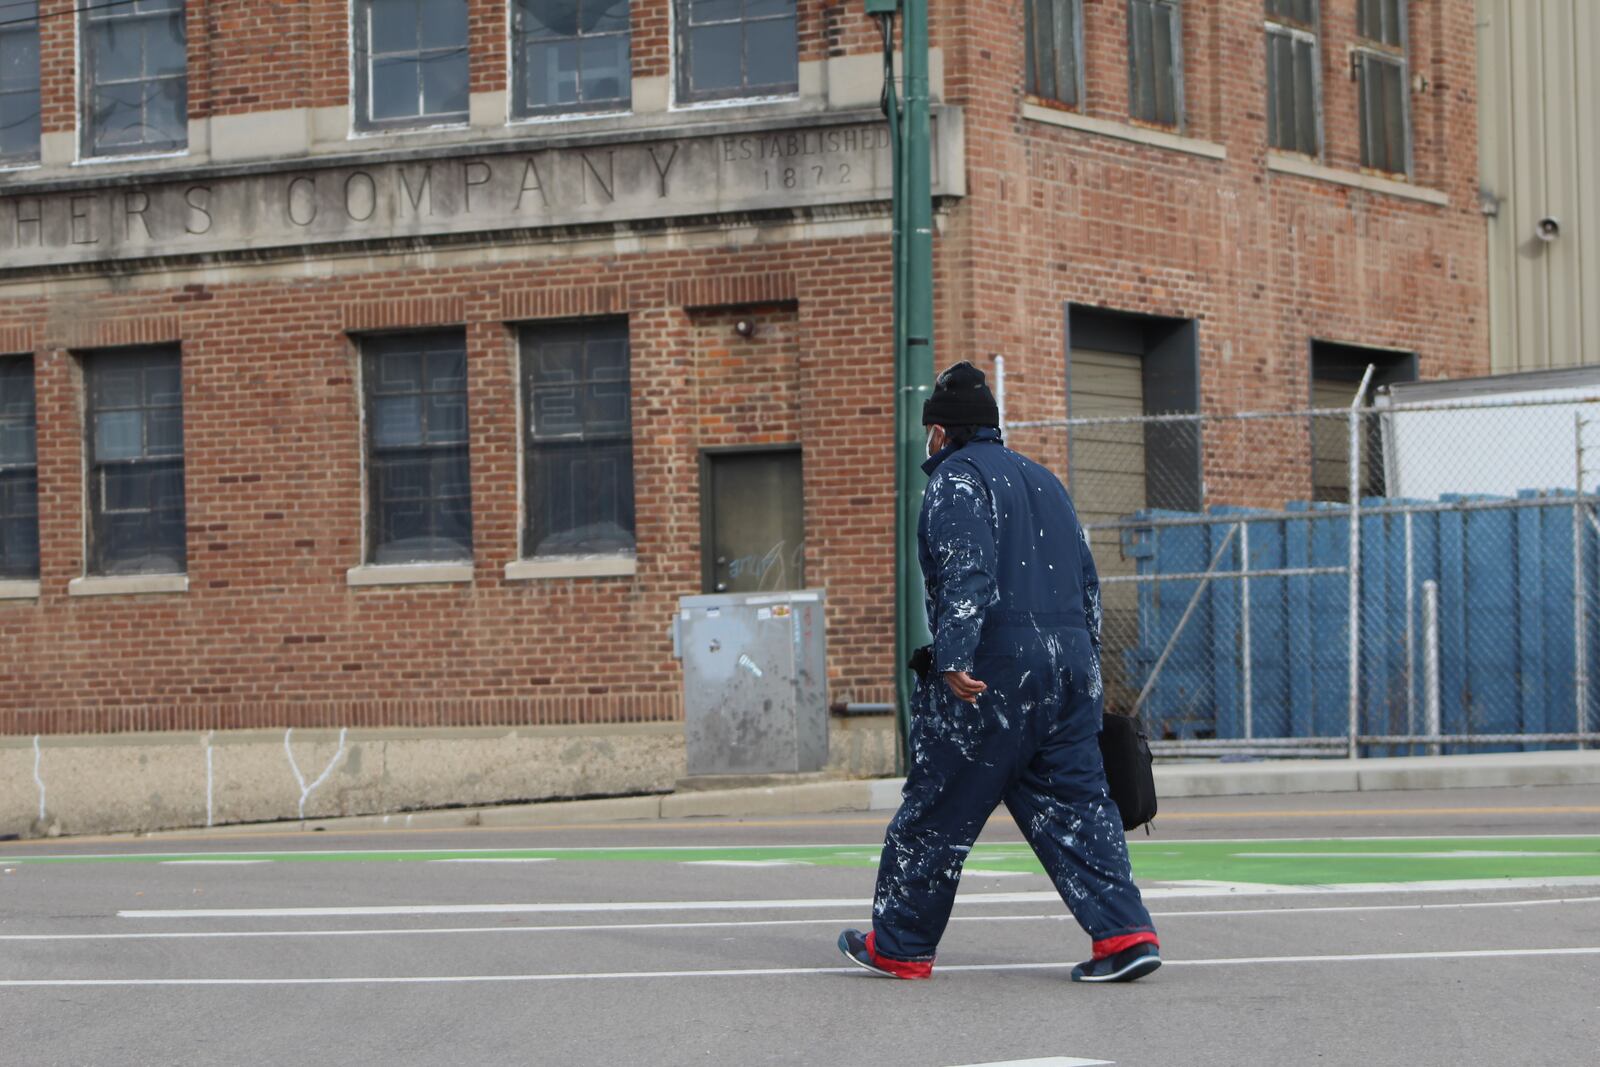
[1008,385,1600,757]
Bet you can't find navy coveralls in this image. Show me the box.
[870,429,1158,965]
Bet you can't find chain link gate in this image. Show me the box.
[1006,385,1600,758]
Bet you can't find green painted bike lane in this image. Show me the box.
[4,836,1600,885]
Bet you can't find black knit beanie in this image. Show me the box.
[922,361,999,428]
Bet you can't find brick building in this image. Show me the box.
[0,1,1487,828]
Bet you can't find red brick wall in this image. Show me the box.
[26,2,884,128]
[941,0,1487,512]
[1,0,1488,735]
[0,238,896,736]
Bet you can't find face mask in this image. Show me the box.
[926,427,938,457]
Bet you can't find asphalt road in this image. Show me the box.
[3,784,1598,1067]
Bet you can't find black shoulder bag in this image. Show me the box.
[1099,713,1157,832]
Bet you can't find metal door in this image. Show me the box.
[702,449,805,594]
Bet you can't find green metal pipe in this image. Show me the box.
[891,1,935,770]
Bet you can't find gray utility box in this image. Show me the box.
[674,590,828,776]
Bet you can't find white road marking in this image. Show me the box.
[1229,851,1594,859]
[6,894,1597,944]
[1,947,1596,987]
[946,1059,1113,1067]
[116,876,1600,920]
[681,860,809,868]
[1147,876,1600,897]
[6,833,1597,865]
[428,858,553,864]
[118,893,1062,919]
[159,860,272,866]
[961,869,1037,878]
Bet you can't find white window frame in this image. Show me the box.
[1025,0,1085,111]
[669,0,800,111]
[350,0,472,135]
[1353,0,1411,177]
[1264,2,1323,159]
[509,0,634,123]
[0,1,41,167]
[78,0,189,161]
[1126,0,1183,129]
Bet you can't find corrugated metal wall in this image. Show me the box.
[1477,0,1600,372]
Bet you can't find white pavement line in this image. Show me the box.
[159,860,272,866]
[11,894,1600,943]
[118,892,1058,919]
[946,1059,1112,1067]
[428,858,553,864]
[963,869,1038,878]
[2,947,1597,988]
[1144,876,1600,897]
[681,860,810,868]
[116,877,1600,920]
[1228,850,1595,859]
[11,832,1599,864]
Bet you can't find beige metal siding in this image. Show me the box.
[1069,348,1144,711]
[1477,0,1600,372]
[1068,348,1146,528]
[1311,379,1355,500]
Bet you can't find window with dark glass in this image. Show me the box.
[521,320,634,559]
[675,0,797,104]
[1265,0,1320,156]
[83,0,187,157]
[1355,0,1408,175]
[0,2,40,164]
[1025,0,1081,108]
[362,332,472,565]
[355,0,469,130]
[0,357,38,580]
[1127,0,1181,127]
[514,0,631,117]
[84,348,185,576]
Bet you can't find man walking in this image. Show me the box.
[838,361,1160,982]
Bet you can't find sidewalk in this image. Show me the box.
[146,749,1600,839]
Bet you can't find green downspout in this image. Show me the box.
[868,0,935,771]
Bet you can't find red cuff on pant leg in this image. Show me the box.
[1092,932,1160,960]
[865,931,935,979]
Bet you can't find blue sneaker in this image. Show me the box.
[837,929,933,979]
[1071,942,1162,983]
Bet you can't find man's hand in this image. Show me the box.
[943,671,987,704]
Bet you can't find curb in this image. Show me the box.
[139,750,1600,840]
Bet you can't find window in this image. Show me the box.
[0,357,38,580]
[701,449,802,593]
[82,0,187,157]
[354,0,469,131]
[362,332,472,565]
[1127,0,1181,127]
[675,0,797,104]
[514,0,631,118]
[1265,0,1320,157]
[0,2,40,164]
[84,348,185,576]
[1355,0,1409,175]
[521,320,634,559]
[1025,0,1082,108]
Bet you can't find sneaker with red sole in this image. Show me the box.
[1070,942,1162,983]
[836,929,934,979]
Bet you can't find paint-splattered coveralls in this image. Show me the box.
[870,428,1159,966]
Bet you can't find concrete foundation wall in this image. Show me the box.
[1,715,898,839]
